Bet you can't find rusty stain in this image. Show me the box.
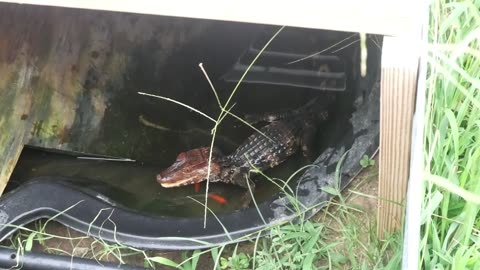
[57,126,71,144]
[20,114,28,120]
[71,64,78,73]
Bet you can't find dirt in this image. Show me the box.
[4,158,379,269]
[315,158,380,268]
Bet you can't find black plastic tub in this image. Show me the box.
[0,85,379,250]
[0,19,381,249]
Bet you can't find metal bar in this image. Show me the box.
[0,247,147,270]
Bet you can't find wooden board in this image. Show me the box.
[2,0,418,37]
[377,36,419,238]
[0,3,217,194]
[0,133,25,194]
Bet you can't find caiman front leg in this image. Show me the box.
[237,175,256,209]
[223,166,256,208]
[244,110,293,125]
[300,121,318,162]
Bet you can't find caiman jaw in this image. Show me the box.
[157,175,202,188]
[157,147,221,188]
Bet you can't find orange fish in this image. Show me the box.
[208,193,227,204]
[194,183,200,193]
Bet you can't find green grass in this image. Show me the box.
[421,0,480,269]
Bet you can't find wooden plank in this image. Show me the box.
[2,0,418,36]
[0,132,26,194]
[377,36,419,238]
[0,4,214,194]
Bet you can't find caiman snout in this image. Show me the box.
[157,147,221,187]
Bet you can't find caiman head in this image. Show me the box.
[157,147,222,188]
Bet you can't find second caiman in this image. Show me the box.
[157,96,331,192]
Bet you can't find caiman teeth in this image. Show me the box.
[159,178,202,188]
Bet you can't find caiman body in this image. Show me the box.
[157,97,330,190]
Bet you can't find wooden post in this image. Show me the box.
[377,36,419,238]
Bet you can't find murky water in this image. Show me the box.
[9,144,312,217]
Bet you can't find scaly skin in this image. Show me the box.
[156,97,329,191]
[156,147,223,187]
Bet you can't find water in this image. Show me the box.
[9,144,311,217]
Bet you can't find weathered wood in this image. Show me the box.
[0,132,25,194]
[0,3,217,194]
[377,36,419,238]
[2,0,418,37]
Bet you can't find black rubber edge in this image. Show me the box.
[0,81,379,250]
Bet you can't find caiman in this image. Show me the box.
[157,97,330,193]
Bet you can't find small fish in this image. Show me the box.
[194,183,200,193]
[208,193,227,204]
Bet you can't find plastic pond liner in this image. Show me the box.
[0,82,379,250]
